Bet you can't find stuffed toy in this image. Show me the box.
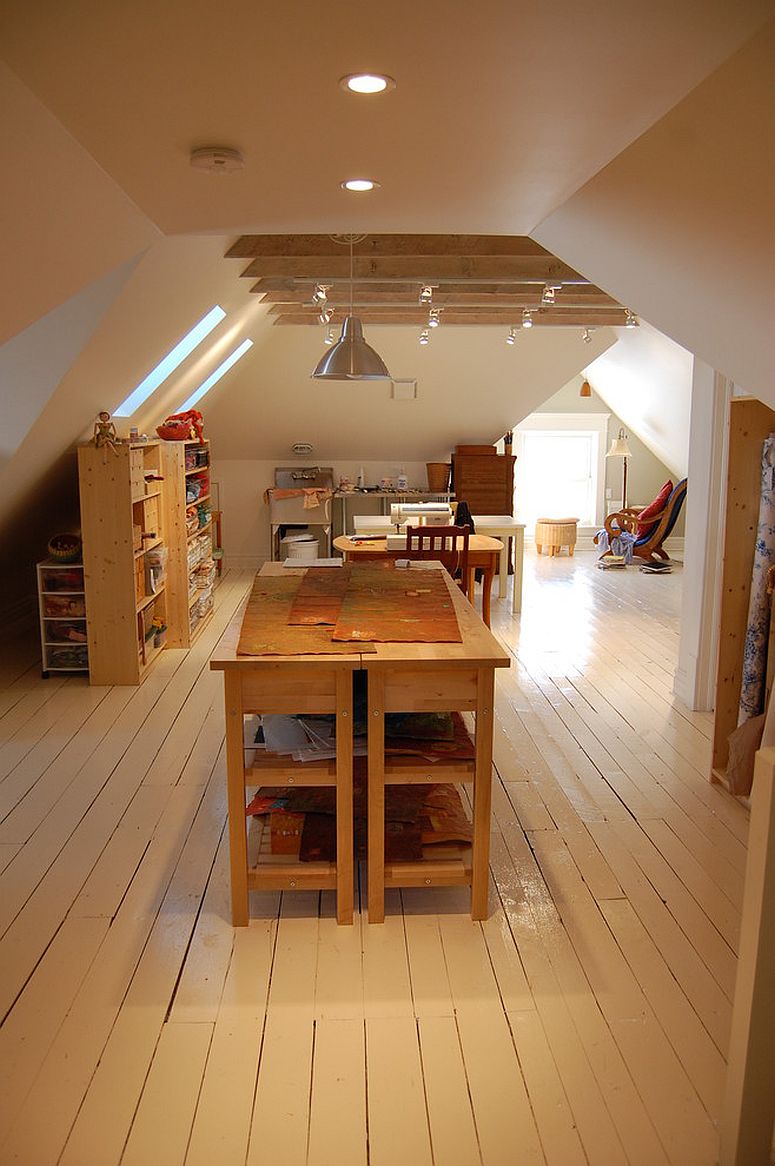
[156,410,205,443]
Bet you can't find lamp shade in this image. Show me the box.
[606,429,632,458]
[311,315,391,380]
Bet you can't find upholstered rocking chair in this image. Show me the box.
[602,478,687,563]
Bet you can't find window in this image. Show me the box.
[113,305,226,417]
[177,338,253,411]
[514,412,609,528]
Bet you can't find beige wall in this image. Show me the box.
[534,377,684,523]
[533,19,775,407]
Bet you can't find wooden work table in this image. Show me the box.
[333,532,503,627]
[210,563,510,925]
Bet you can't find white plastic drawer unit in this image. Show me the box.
[269,466,334,525]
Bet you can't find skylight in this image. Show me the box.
[177,338,253,411]
[113,305,226,417]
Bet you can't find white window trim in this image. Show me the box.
[515,412,611,528]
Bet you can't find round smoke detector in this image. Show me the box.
[190,146,245,173]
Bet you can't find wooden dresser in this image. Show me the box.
[451,448,515,514]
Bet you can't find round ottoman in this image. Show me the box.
[535,517,579,557]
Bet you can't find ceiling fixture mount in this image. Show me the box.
[522,309,534,329]
[311,235,391,381]
[342,178,381,192]
[340,73,396,95]
[189,146,244,172]
[624,309,640,328]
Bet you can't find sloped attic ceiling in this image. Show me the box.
[1,1,770,239]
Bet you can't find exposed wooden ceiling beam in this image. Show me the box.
[249,278,608,295]
[272,310,625,326]
[241,256,589,281]
[226,234,552,259]
[224,235,625,326]
[261,290,618,308]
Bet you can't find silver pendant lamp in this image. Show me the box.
[312,235,391,380]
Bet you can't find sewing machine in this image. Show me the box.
[389,501,452,530]
[383,502,454,549]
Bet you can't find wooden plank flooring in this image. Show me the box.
[0,554,749,1165]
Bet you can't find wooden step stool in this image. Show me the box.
[535,517,579,557]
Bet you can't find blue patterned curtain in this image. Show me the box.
[739,435,775,721]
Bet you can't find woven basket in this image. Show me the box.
[426,462,450,492]
[47,533,82,563]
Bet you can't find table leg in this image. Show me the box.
[224,672,249,926]
[481,561,494,628]
[512,528,524,614]
[498,539,508,599]
[471,668,495,919]
[367,669,386,924]
[335,670,354,925]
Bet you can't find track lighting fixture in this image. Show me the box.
[506,327,518,345]
[428,308,441,328]
[419,328,430,345]
[419,285,434,305]
[522,309,533,329]
[624,309,639,328]
[317,307,333,325]
[582,328,592,344]
[312,284,330,304]
[541,284,557,305]
[324,327,336,345]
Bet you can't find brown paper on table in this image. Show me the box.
[237,573,375,655]
[287,563,353,625]
[332,562,461,643]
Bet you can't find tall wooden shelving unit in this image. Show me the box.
[78,440,169,685]
[78,437,216,685]
[160,439,215,648]
[712,396,775,787]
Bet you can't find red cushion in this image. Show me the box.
[637,480,673,538]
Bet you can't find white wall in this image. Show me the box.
[0,62,158,347]
[532,19,775,407]
[584,324,692,478]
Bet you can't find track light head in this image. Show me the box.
[419,328,430,346]
[522,309,533,329]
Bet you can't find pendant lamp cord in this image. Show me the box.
[349,236,354,317]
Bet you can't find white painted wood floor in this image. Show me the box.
[0,553,747,1166]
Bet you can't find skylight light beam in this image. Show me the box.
[113,305,226,417]
[177,338,253,411]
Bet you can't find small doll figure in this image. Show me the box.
[93,411,118,453]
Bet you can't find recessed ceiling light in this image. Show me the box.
[340,73,396,95]
[341,178,381,192]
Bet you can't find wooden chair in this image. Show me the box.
[405,524,471,596]
[603,478,687,563]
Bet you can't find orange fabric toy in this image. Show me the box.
[156,410,205,443]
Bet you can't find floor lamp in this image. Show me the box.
[606,428,632,508]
